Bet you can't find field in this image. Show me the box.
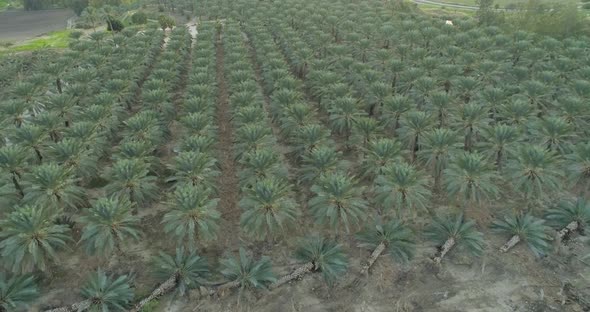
[0,9,74,42]
[1,0,590,311]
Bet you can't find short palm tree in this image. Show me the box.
[328,96,365,141]
[531,116,575,154]
[291,123,333,157]
[79,196,142,257]
[309,172,368,232]
[234,123,275,158]
[239,177,300,240]
[418,128,461,186]
[11,125,47,162]
[0,273,38,311]
[360,138,403,181]
[219,248,276,292]
[273,236,348,287]
[153,247,210,296]
[0,145,30,197]
[0,206,72,273]
[565,142,590,191]
[166,151,219,190]
[356,220,415,274]
[22,163,85,211]
[300,146,345,183]
[506,145,563,200]
[443,152,501,207]
[352,116,381,147]
[478,124,520,171]
[104,159,159,205]
[162,185,220,247]
[491,213,551,256]
[381,95,411,135]
[425,214,484,264]
[375,163,431,216]
[545,197,590,240]
[80,269,134,311]
[451,103,490,151]
[48,138,99,181]
[399,110,433,162]
[238,148,286,188]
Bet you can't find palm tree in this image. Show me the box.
[451,102,490,152]
[80,270,134,311]
[381,95,411,135]
[166,151,219,190]
[11,125,47,162]
[234,123,275,159]
[328,96,365,142]
[506,145,563,201]
[300,146,346,183]
[491,214,551,256]
[48,138,99,181]
[272,236,347,288]
[356,220,415,274]
[531,116,575,154]
[0,145,30,197]
[443,152,501,207]
[238,148,286,188]
[374,163,431,216]
[22,163,85,211]
[360,138,403,181]
[291,123,333,157]
[418,128,461,187]
[218,248,276,294]
[399,111,433,163]
[425,214,484,264]
[104,159,159,205]
[153,247,210,296]
[352,116,381,148]
[309,172,368,233]
[162,185,220,247]
[239,177,300,241]
[0,273,38,311]
[0,206,72,273]
[545,197,590,241]
[478,124,519,171]
[565,142,590,192]
[79,196,142,257]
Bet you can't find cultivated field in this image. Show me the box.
[0,0,589,311]
[0,9,74,42]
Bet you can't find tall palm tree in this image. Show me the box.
[79,196,142,257]
[0,145,30,197]
[374,163,431,216]
[239,177,300,241]
[104,159,159,205]
[443,152,501,207]
[356,220,415,274]
[0,273,38,311]
[162,185,220,247]
[0,206,72,273]
[506,145,563,201]
[22,163,85,211]
[80,270,134,311]
[425,213,484,264]
[309,172,368,233]
[491,213,551,256]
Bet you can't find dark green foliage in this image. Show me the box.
[425,214,485,256]
[294,237,348,285]
[491,214,552,257]
[153,247,210,296]
[545,197,590,230]
[80,270,134,311]
[219,248,276,289]
[107,18,125,32]
[356,220,415,263]
[0,273,38,311]
[131,11,148,25]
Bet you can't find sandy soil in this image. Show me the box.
[0,9,74,42]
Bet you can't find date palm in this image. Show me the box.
[545,197,590,240]
[0,145,30,197]
[240,177,300,240]
[291,123,333,157]
[0,206,72,273]
[360,138,403,181]
[451,103,490,152]
[152,247,210,296]
[506,145,563,200]
[425,213,485,264]
[443,152,501,207]
[48,138,99,181]
[80,270,134,311]
[491,213,551,256]
[238,148,286,188]
[104,159,159,205]
[219,248,276,292]
[301,146,346,183]
[419,128,461,187]
[234,123,275,159]
[166,151,219,190]
[566,142,590,192]
[10,125,47,163]
[478,124,520,170]
[162,185,220,247]
[79,196,141,257]
[309,172,368,233]
[328,96,365,141]
[375,163,431,216]
[352,116,381,148]
[531,116,575,154]
[381,95,411,135]
[399,111,433,163]
[0,273,38,311]
[113,140,160,172]
[356,220,415,274]
[22,163,85,211]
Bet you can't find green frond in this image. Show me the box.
[491,213,552,257]
[153,247,210,296]
[219,248,276,290]
[80,269,134,312]
[356,220,415,263]
[294,237,348,285]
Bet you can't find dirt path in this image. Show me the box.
[215,29,240,236]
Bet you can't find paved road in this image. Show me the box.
[0,9,75,42]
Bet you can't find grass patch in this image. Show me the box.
[7,30,71,52]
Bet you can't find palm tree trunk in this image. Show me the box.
[270,262,314,289]
[130,274,177,312]
[360,242,386,275]
[433,237,455,264]
[44,299,92,312]
[499,235,520,253]
[216,280,241,295]
[11,173,24,198]
[557,221,579,241]
[56,78,62,94]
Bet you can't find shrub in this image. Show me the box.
[69,30,83,39]
[107,18,125,32]
[158,15,176,30]
[131,11,148,25]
